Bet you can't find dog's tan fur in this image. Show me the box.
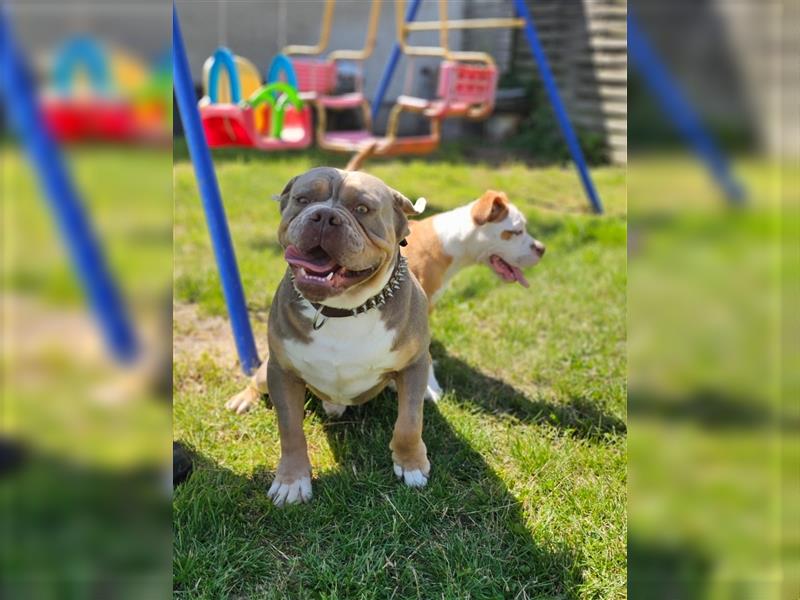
[403,217,452,307]
[471,189,510,225]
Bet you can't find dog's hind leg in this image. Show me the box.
[226,357,270,414]
[424,363,443,402]
[321,401,347,418]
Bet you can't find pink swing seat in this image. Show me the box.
[398,60,498,119]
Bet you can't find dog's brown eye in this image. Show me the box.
[295,197,309,205]
[355,204,369,214]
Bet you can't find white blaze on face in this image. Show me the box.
[477,205,543,288]
[432,192,545,290]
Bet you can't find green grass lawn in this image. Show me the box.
[626,156,797,599]
[173,148,627,599]
[2,145,173,596]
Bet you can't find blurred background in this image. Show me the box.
[1,0,172,597]
[628,0,797,598]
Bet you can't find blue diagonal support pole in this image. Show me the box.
[371,0,423,126]
[628,12,745,204]
[512,0,604,214]
[173,3,260,375]
[0,7,139,363]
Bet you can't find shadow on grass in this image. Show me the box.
[2,443,170,597]
[629,387,796,431]
[430,341,626,442]
[174,396,584,598]
[628,536,712,600]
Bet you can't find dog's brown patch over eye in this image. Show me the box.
[501,230,522,240]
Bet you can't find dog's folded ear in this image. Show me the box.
[273,176,299,212]
[472,190,509,225]
[391,190,425,241]
[392,189,426,216]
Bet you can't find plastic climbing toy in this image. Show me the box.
[40,36,170,144]
[198,48,312,151]
[42,37,137,142]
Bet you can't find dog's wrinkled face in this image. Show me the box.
[277,167,421,304]
[470,190,545,288]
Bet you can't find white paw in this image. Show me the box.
[267,476,312,507]
[322,401,347,418]
[225,387,260,414]
[393,463,428,488]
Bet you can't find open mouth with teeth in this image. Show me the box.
[489,254,529,288]
[285,245,379,291]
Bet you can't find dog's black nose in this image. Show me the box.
[309,207,342,226]
[532,240,546,256]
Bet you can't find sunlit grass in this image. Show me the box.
[173,148,627,599]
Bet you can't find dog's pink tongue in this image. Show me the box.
[284,245,337,272]
[510,265,530,288]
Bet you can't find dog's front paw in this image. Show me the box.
[225,386,261,414]
[393,463,429,488]
[267,474,312,507]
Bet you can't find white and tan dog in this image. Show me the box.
[403,189,545,400]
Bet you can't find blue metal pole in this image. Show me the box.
[0,8,139,363]
[628,13,745,204]
[172,4,260,375]
[511,0,604,214]
[371,0,423,126]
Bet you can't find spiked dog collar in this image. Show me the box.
[292,255,408,330]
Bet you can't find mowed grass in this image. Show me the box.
[173,148,627,599]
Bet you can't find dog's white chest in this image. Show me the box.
[283,307,399,404]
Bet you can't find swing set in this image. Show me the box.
[197,0,604,213]
[275,0,501,160]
